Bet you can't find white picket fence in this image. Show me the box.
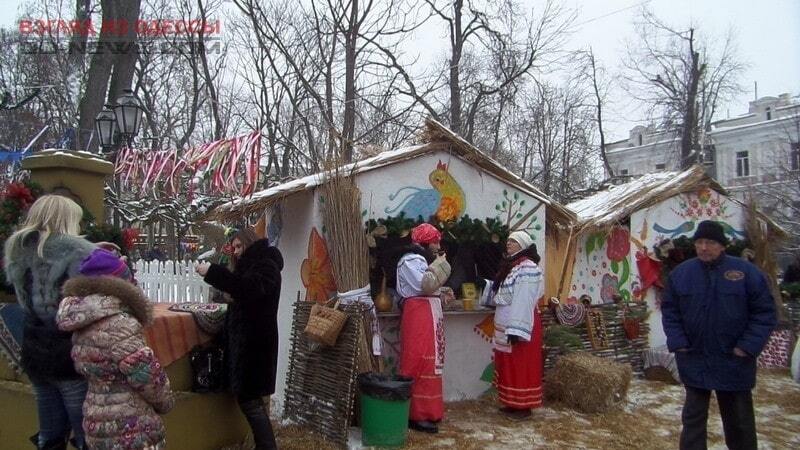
[133,260,210,303]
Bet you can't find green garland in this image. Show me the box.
[364,213,509,244]
[0,182,128,291]
[544,325,584,353]
[0,180,44,290]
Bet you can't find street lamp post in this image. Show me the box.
[113,89,144,147]
[95,105,117,152]
[94,89,144,154]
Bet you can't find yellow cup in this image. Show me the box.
[462,283,477,300]
[463,298,475,311]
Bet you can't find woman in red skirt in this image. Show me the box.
[481,230,544,420]
[396,223,451,433]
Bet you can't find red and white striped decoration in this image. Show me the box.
[114,131,262,198]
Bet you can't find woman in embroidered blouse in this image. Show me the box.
[481,230,544,420]
[395,223,451,434]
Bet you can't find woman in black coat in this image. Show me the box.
[195,228,283,450]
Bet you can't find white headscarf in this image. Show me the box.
[508,230,534,250]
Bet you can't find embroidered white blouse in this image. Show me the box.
[481,258,544,352]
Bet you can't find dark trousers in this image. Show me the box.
[238,395,277,450]
[680,386,757,450]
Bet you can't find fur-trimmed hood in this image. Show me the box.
[57,276,153,331]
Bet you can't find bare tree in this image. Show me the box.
[0,0,94,149]
[381,0,574,143]
[584,47,612,177]
[230,0,426,165]
[624,8,746,169]
[76,0,143,150]
[501,79,598,202]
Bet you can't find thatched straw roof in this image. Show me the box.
[206,119,575,229]
[567,165,785,237]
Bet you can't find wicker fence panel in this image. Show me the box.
[543,303,650,376]
[283,300,368,448]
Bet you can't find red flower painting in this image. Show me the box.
[605,226,630,262]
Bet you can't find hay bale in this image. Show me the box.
[545,352,632,413]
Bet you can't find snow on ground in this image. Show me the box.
[337,369,799,450]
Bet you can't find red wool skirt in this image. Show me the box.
[494,310,543,410]
[399,297,444,422]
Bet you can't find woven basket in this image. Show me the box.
[304,300,348,346]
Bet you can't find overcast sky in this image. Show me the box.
[1,0,798,140]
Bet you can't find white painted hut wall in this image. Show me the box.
[566,228,633,306]
[268,189,318,416]
[355,151,546,401]
[630,190,746,347]
[266,150,548,410]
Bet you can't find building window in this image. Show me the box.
[766,107,772,120]
[702,145,716,163]
[791,142,800,171]
[736,151,750,177]
[638,134,643,146]
[655,163,665,170]
[620,169,629,175]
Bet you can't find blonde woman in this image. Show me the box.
[4,195,96,450]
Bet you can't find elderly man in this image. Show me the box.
[662,220,776,450]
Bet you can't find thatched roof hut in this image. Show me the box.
[559,165,784,347]
[204,119,574,408]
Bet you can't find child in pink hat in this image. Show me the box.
[56,249,174,450]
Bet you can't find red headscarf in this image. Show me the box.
[411,223,441,245]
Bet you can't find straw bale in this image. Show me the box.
[545,352,632,413]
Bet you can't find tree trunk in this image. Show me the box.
[341,0,359,162]
[69,0,90,73]
[681,29,701,169]
[76,0,142,152]
[449,0,464,135]
[589,49,612,177]
[325,38,337,159]
[197,0,223,140]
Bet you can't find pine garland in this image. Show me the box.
[0,180,43,290]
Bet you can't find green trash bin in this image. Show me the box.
[358,373,414,447]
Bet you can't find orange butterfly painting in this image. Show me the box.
[300,227,337,303]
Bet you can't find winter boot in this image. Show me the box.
[29,433,68,450]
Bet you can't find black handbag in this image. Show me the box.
[189,342,226,393]
[21,318,78,380]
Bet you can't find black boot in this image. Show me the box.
[239,398,277,450]
[29,433,68,450]
[69,437,88,450]
[408,420,438,433]
[499,406,531,421]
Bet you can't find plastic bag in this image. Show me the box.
[357,373,413,401]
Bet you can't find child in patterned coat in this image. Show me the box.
[56,249,174,450]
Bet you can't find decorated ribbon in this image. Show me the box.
[113,131,262,198]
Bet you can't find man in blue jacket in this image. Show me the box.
[662,220,776,450]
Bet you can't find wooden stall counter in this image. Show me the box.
[377,301,495,401]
